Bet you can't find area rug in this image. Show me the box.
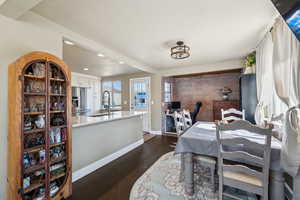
[130,152,257,200]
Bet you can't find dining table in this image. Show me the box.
[175,121,284,200]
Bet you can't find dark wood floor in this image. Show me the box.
[67,135,176,200]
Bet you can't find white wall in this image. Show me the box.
[159,59,243,76]
[0,14,63,199]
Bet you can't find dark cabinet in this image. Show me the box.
[240,74,257,124]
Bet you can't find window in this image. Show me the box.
[102,80,122,109]
[164,82,172,102]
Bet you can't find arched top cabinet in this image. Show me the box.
[8,52,72,200]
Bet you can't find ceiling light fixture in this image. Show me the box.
[97,53,105,57]
[171,41,190,59]
[63,40,75,46]
[119,61,125,64]
[83,67,89,71]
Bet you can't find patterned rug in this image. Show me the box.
[130,152,258,200]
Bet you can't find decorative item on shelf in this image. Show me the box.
[61,128,67,141]
[50,146,65,160]
[50,182,59,197]
[35,115,45,129]
[23,176,31,189]
[39,150,46,163]
[26,79,45,93]
[50,162,66,172]
[24,116,32,131]
[52,67,63,79]
[32,63,46,77]
[23,154,31,169]
[219,87,232,100]
[51,115,65,126]
[30,104,38,112]
[58,100,65,111]
[24,101,30,113]
[24,134,45,149]
[243,52,256,74]
[49,128,62,144]
[171,41,190,59]
[36,104,45,112]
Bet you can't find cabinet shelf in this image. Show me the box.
[50,78,65,82]
[24,92,46,96]
[50,110,65,114]
[50,156,66,165]
[50,94,66,97]
[24,128,45,135]
[24,164,45,174]
[24,182,45,194]
[24,145,45,154]
[50,141,65,148]
[24,112,44,116]
[24,74,45,79]
[50,125,67,129]
[50,172,66,182]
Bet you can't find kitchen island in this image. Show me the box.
[72,111,145,182]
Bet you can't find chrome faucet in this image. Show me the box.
[102,90,111,115]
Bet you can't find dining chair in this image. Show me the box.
[221,108,245,122]
[182,109,193,129]
[216,120,273,200]
[170,111,185,148]
[174,111,185,136]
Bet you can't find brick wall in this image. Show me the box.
[171,72,241,121]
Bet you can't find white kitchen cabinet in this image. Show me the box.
[72,72,101,112]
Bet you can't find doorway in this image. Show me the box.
[130,77,151,133]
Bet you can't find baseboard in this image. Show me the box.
[285,183,293,200]
[72,139,144,182]
[149,130,162,135]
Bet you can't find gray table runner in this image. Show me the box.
[175,121,282,171]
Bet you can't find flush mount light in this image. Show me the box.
[83,67,89,71]
[63,40,75,46]
[171,41,190,59]
[97,53,105,57]
[119,61,125,64]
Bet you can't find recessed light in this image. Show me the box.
[64,40,75,46]
[83,67,89,71]
[97,53,105,57]
[119,61,125,64]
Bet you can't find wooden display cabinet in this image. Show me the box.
[8,52,72,200]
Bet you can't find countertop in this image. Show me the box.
[72,111,145,128]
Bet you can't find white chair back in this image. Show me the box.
[182,109,193,129]
[221,108,245,122]
[216,120,273,200]
[174,111,185,136]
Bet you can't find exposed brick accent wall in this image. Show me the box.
[172,72,241,122]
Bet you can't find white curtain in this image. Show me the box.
[255,33,274,126]
[273,18,300,177]
[255,32,284,125]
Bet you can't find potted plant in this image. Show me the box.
[243,53,256,74]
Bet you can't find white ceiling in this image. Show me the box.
[63,43,142,77]
[32,0,278,69]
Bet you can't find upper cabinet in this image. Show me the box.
[71,72,101,112]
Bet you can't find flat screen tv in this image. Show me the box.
[272,0,300,41]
